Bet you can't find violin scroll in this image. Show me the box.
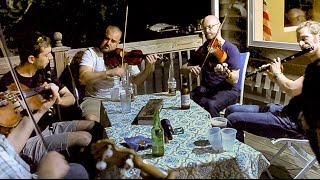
[91,138,168,179]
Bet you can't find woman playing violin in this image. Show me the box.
[79,25,159,122]
[180,15,241,118]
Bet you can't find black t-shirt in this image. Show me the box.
[281,60,318,123]
[282,94,302,123]
[0,67,64,90]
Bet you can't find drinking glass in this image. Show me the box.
[120,92,131,113]
[221,128,237,151]
[207,127,223,151]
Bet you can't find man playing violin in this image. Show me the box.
[180,15,241,118]
[0,31,107,178]
[79,25,159,122]
[224,21,320,143]
[0,83,89,179]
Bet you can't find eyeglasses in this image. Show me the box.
[204,23,220,31]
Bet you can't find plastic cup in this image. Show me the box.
[207,127,223,151]
[221,128,237,151]
[210,117,228,128]
[120,92,131,113]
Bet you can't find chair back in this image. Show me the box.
[235,52,250,105]
[59,50,86,107]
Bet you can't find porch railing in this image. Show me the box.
[0,32,292,106]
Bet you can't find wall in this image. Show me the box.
[268,0,296,43]
[218,0,309,77]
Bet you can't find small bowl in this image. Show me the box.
[210,117,228,127]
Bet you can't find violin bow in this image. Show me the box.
[200,0,237,69]
[121,4,131,83]
[122,5,128,68]
[0,24,49,152]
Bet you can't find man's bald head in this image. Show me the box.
[202,15,221,40]
[202,15,220,27]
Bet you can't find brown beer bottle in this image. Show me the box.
[180,76,190,109]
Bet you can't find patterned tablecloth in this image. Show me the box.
[102,92,270,179]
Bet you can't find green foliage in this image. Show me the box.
[0,0,127,49]
[0,0,33,24]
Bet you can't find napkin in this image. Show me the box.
[124,136,152,151]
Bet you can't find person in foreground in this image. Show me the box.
[0,83,88,179]
[224,20,320,142]
[298,59,320,163]
[180,15,240,117]
[79,25,159,122]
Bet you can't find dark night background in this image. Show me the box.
[1,0,211,50]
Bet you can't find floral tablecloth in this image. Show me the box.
[102,92,270,179]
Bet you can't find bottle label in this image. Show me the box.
[151,131,165,156]
[181,94,191,106]
[168,81,176,95]
[152,145,164,156]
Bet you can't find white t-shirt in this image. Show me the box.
[80,48,140,97]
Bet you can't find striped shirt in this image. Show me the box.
[0,135,32,179]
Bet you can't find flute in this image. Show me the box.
[246,46,314,78]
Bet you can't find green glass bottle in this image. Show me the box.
[151,108,165,157]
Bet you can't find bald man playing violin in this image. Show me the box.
[180,15,241,117]
[79,25,159,122]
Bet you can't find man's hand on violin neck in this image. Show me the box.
[145,54,158,66]
[188,65,201,76]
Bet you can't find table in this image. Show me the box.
[102,92,270,179]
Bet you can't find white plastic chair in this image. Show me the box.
[266,138,320,179]
[220,52,250,116]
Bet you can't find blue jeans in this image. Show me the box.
[64,163,89,179]
[224,104,305,142]
[191,85,238,117]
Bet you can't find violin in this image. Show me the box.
[207,39,231,77]
[193,39,228,67]
[207,39,227,64]
[0,83,51,135]
[104,48,168,69]
[91,138,168,179]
